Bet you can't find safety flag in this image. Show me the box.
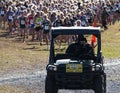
[91,17,97,48]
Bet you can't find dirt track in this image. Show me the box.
[0,59,120,93]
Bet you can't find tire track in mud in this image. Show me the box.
[0,60,120,93]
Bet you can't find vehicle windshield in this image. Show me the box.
[53,34,98,60]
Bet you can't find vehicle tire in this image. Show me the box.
[94,75,106,93]
[45,75,58,93]
[103,73,106,93]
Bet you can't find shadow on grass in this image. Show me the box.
[23,46,37,50]
[54,48,66,52]
[11,37,22,42]
[22,46,47,51]
[0,31,20,39]
[0,32,9,37]
[23,47,49,51]
[33,46,66,52]
[27,42,39,46]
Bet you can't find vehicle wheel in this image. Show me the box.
[45,75,58,93]
[103,73,106,93]
[94,75,106,93]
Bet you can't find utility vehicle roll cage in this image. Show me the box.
[49,26,102,64]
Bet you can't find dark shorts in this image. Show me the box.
[88,19,93,23]
[30,24,35,28]
[8,19,13,22]
[1,15,4,17]
[35,26,43,31]
[20,25,26,29]
[116,9,120,13]
[43,30,49,34]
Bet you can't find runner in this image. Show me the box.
[42,15,51,50]
[19,11,27,42]
[0,0,119,46]
[80,11,88,27]
[6,6,14,34]
[34,11,43,45]
[0,2,6,29]
[28,10,35,41]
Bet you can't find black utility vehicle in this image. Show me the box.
[45,27,106,93]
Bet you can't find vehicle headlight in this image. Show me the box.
[92,64,102,71]
[95,64,102,71]
[47,65,57,71]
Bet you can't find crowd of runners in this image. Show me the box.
[0,0,120,49]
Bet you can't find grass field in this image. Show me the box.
[101,22,120,58]
[0,22,120,72]
[0,21,120,93]
[0,30,49,73]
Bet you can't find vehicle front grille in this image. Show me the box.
[55,73,93,84]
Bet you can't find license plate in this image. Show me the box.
[66,64,83,73]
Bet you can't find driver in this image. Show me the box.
[66,35,94,59]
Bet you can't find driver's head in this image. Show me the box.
[77,35,87,46]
